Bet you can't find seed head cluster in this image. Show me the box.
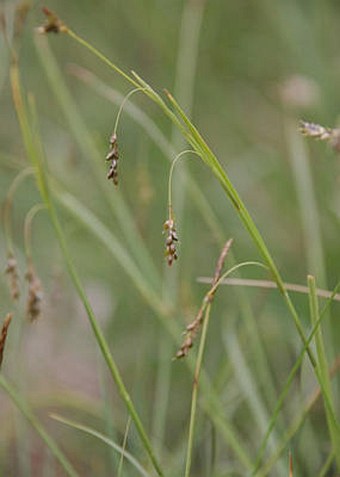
[299,120,340,152]
[106,133,119,185]
[176,239,233,359]
[5,255,20,301]
[37,7,66,34]
[0,313,13,369]
[26,265,43,322]
[163,217,178,266]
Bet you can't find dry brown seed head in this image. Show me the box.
[36,7,67,34]
[5,255,20,301]
[106,148,119,161]
[110,133,117,145]
[25,265,43,322]
[0,313,13,369]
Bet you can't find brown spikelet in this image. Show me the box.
[36,7,67,34]
[299,120,340,152]
[163,215,178,266]
[106,133,119,185]
[0,313,13,369]
[176,239,233,358]
[25,263,43,322]
[5,254,20,301]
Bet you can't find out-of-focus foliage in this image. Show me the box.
[1,1,340,475]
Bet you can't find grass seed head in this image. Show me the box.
[106,133,119,185]
[36,7,67,34]
[25,264,43,322]
[0,313,13,369]
[163,217,178,266]
[5,254,20,301]
[299,120,340,152]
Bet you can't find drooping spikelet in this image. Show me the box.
[163,217,178,266]
[25,264,43,322]
[299,120,340,152]
[5,254,20,301]
[0,313,13,369]
[36,7,67,34]
[106,133,119,185]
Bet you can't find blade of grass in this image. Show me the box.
[10,61,165,477]
[258,356,340,475]
[307,275,340,468]
[252,280,340,475]
[50,414,151,477]
[224,331,286,475]
[185,303,212,477]
[0,375,78,477]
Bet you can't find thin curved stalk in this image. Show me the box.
[50,414,151,477]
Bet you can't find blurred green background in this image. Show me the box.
[1,0,340,476]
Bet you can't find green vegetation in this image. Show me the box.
[1,1,340,476]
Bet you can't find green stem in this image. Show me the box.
[308,275,340,470]
[23,203,46,260]
[113,87,145,136]
[184,304,212,477]
[3,167,34,255]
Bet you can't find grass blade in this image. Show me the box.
[0,375,78,477]
[50,414,151,477]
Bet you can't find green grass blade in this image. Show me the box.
[0,375,78,477]
[308,275,340,468]
[50,414,151,477]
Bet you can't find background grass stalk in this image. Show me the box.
[0,375,78,477]
[184,303,212,477]
[253,281,340,475]
[50,414,151,477]
[307,275,340,469]
[259,355,340,475]
[10,62,165,477]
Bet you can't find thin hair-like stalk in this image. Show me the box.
[113,87,146,136]
[23,203,46,261]
[167,149,201,214]
[3,167,34,255]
